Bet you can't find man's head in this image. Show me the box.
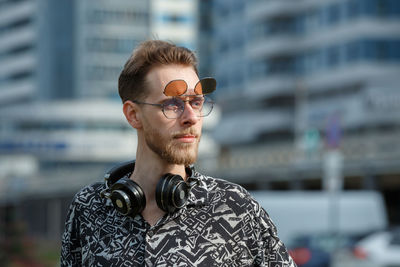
[119,40,213,166]
[118,40,198,103]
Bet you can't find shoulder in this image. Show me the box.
[70,182,107,211]
[196,173,262,215]
[63,182,107,234]
[200,174,249,197]
[195,173,280,235]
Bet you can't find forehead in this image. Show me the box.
[145,64,199,98]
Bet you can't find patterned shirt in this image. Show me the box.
[61,170,296,266]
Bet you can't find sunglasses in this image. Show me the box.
[163,77,216,97]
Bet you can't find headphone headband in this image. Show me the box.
[104,160,135,187]
[104,160,195,187]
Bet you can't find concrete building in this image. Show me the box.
[0,0,219,240]
[197,0,214,77]
[0,0,38,106]
[0,0,149,183]
[75,0,150,99]
[211,0,400,217]
[0,0,207,182]
[150,0,198,50]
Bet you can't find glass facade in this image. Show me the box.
[249,0,400,40]
[212,0,400,186]
[87,9,149,25]
[86,38,139,54]
[296,39,400,75]
[245,0,400,80]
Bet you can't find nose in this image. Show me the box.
[179,101,200,126]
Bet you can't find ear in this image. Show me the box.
[123,100,142,129]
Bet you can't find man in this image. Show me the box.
[61,40,296,266]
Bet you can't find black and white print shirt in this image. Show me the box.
[61,170,296,267]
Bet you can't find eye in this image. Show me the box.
[190,97,204,109]
[163,98,183,111]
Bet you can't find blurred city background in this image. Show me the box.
[0,0,399,266]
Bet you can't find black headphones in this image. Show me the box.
[100,160,191,217]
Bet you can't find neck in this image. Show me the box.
[129,149,187,226]
[131,155,187,188]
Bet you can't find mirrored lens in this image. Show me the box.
[194,78,217,95]
[164,80,187,96]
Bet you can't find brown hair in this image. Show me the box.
[118,40,198,103]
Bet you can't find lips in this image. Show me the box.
[174,133,198,143]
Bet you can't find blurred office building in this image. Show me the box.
[0,0,217,241]
[197,0,214,77]
[211,0,400,221]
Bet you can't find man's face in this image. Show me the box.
[140,64,203,166]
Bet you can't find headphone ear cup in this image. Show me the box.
[109,177,146,217]
[156,174,189,213]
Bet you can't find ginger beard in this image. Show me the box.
[143,123,201,166]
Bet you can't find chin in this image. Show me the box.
[165,148,198,166]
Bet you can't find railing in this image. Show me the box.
[213,130,400,180]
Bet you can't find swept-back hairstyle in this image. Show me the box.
[118,40,198,103]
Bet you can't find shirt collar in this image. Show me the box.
[186,171,210,207]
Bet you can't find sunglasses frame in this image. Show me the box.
[132,96,214,119]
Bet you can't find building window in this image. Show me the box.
[388,40,400,60]
[326,46,340,67]
[8,70,33,81]
[376,40,389,60]
[345,41,361,62]
[269,57,294,75]
[86,38,138,54]
[88,9,149,25]
[160,14,193,24]
[375,0,400,16]
[249,60,268,79]
[218,39,230,53]
[215,1,230,18]
[303,9,320,34]
[269,16,295,35]
[327,3,341,25]
[87,65,122,80]
[248,21,269,40]
[346,0,361,19]
[0,17,33,34]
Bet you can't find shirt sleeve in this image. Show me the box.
[60,195,83,267]
[253,200,297,267]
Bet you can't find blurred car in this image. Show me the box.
[288,233,359,267]
[351,227,400,267]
